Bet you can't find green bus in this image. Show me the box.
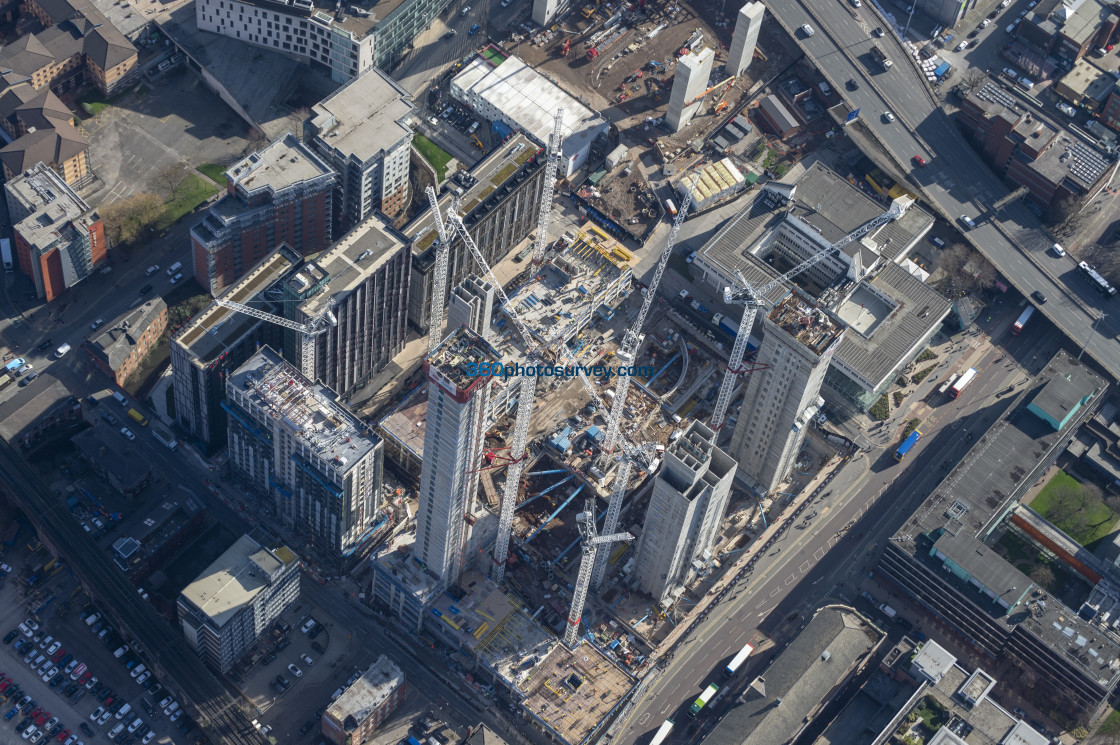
[689,683,718,717]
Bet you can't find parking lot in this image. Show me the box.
[76,67,254,206]
[0,546,194,745]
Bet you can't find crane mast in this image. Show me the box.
[530,109,565,266]
[708,196,911,430]
[426,186,454,356]
[589,442,656,589]
[213,298,336,379]
[565,496,634,647]
[602,196,691,453]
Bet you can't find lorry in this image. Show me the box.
[712,313,738,338]
[879,604,897,619]
[870,45,893,69]
[1,238,12,273]
[151,421,178,451]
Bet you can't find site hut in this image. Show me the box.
[224,346,387,570]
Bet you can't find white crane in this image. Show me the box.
[588,441,656,589]
[213,298,337,379]
[708,195,913,430]
[565,497,634,647]
[426,186,454,356]
[602,196,691,453]
[530,109,565,266]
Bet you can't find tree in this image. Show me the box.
[1029,564,1055,591]
[100,193,164,246]
[245,126,269,154]
[960,67,986,94]
[938,243,998,296]
[287,106,312,136]
[1048,480,1090,526]
[155,162,191,202]
[1048,193,1085,227]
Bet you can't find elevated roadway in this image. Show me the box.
[765,0,1120,381]
[0,438,268,745]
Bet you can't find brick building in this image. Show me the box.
[84,298,168,386]
[5,162,105,301]
[957,79,1113,211]
[322,656,404,745]
[190,133,336,296]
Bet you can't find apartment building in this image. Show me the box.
[225,347,385,566]
[178,534,300,673]
[306,68,414,229]
[322,657,405,745]
[5,162,105,301]
[170,245,305,454]
[405,133,546,332]
[282,213,410,399]
[191,133,335,297]
[728,293,843,496]
[84,298,168,386]
[634,421,736,606]
[196,0,447,79]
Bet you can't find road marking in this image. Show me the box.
[786,574,796,585]
[799,560,810,573]
[769,587,780,597]
[814,548,825,560]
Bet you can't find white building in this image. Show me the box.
[225,346,385,566]
[728,293,843,496]
[195,0,447,80]
[307,68,416,228]
[416,326,501,588]
[447,275,496,342]
[177,534,300,673]
[634,422,736,606]
[667,47,714,132]
[727,2,765,77]
[450,55,609,177]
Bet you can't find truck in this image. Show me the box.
[1,238,12,273]
[895,429,922,461]
[151,421,178,451]
[870,45,893,69]
[712,313,738,338]
[879,603,897,619]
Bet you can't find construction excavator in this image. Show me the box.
[560,37,572,56]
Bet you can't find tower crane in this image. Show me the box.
[425,186,453,356]
[708,195,913,431]
[213,298,337,379]
[446,212,616,584]
[602,196,690,453]
[530,109,565,266]
[588,440,656,590]
[564,496,635,647]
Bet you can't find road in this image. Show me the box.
[611,304,1063,745]
[761,0,1120,382]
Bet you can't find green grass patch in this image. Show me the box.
[493,163,518,183]
[197,163,228,184]
[916,348,936,363]
[869,395,890,421]
[912,366,935,384]
[156,173,219,230]
[1030,470,1118,546]
[1096,708,1120,737]
[902,418,921,440]
[81,101,110,117]
[893,391,904,407]
[414,134,453,181]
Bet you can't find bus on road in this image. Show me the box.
[895,430,923,461]
[952,368,978,398]
[649,720,674,745]
[937,373,959,396]
[689,684,718,717]
[1012,306,1034,335]
[725,642,754,677]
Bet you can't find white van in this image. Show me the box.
[54,343,70,359]
[959,215,976,230]
[1052,243,1066,257]
[1018,76,1035,90]
[166,261,182,276]
[115,703,132,720]
[930,236,946,248]
[112,391,127,406]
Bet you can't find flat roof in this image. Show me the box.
[295,212,406,320]
[519,639,635,745]
[450,55,607,163]
[309,67,415,163]
[407,133,543,256]
[828,262,951,389]
[179,534,297,627]
[71,423,150,488]
[86,298,167,373]
[703,605,883,745]
[767,294,843,357]
[326,655,404,727]
[6,162,94,251]
[0,373,75,443]
[175,245,303,365]
[1031,360,1098,424]
[427,326,502,399]
[378,382,428,462]
[227,346,378,472]
[371,533,441,605]
[227,133,334,196]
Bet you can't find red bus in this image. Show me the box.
[1012,306,1034,335]
[952,367,978,398]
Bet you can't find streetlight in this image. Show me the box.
[1079,311,1104,361]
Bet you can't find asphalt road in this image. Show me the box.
[763,0,1120,382]
[611,305,1064,745]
